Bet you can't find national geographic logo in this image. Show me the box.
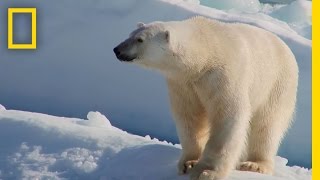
[7,8,37,50]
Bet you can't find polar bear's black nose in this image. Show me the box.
[113,47,121,56]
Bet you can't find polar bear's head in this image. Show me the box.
[113,22,178,72]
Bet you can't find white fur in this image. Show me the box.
[124,16,298,180]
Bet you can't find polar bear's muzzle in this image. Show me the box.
[113,47,136,62]
[113,40,137,62]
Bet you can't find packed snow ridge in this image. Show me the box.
[0,105,311,180]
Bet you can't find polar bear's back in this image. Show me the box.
[184,16,296,65]
[181,16,298,109]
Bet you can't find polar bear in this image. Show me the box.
[113,16,298,180]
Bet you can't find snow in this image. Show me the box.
[0,108,312,179]
[199,0,311,39]
[0,0,311,170]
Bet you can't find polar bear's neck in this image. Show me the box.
[164,18,225,81]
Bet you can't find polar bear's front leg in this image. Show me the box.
[166,79,209,175]
[190,94,251,180]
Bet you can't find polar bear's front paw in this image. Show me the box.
[195,170,218,180]
[178,159,199,174]
[189,162,224,180]
[238,161,273,175]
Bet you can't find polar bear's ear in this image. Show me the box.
[137,22,145,28]
[165,30,170,42]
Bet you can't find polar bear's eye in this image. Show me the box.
[137,38,143,43]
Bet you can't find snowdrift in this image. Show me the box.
[0,107,311,179]
[0,0,311,168]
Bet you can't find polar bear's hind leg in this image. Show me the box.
[238,78,297,175]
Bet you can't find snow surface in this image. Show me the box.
[0,107,312,179]
[0,0,311,168]
[198,0,311,39]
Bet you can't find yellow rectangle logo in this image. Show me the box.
[8,8,37,49]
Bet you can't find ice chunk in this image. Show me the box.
[200,0,261,13]
[84,111,112,128]
[275,156,289,166]
[260,0,295,3]
[0,104,6,111]
[183,0,200,4]
[270,0,311,38]
[270,0,311,24]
